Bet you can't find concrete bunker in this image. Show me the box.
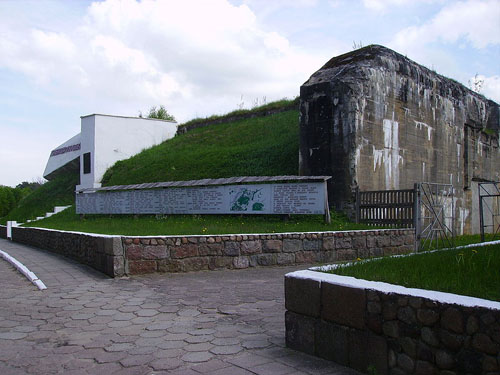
[299,45,499,234]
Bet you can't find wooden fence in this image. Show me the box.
[355,184,417,228]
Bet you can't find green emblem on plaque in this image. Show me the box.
[230,188,264,212]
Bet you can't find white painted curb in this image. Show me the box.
[0,249,47,290]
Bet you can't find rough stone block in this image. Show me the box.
[321,282,366,329]
[125,245,143,260]
[285,311,315,355]
[103,237,124,256]
[348,329,388,374]
[233,256,249,269]
[415,360,436,375]
[472,333,498,355]
[277,253,295,265]
[295,251,316,263]
[283,239,303,253]
[337,249,357,261]
[376,236,391,248]
[369,247,383,257]
[435,350,455,370]
[113,255,124,277]
[322,237,335,251]
[398,306,417,325]
[441,307,464,334]
[303,239,320,251]
[240,240,262,255]
[180,257,209,272]
[352,236,366,250]
[171,244,199,259]
[285,276,321,317]
[383,321,399,338]
[321,250,337,263]
[315,320,349,365]
[391,235,404,246]
[223,241,240,256]
[208,256,233,270]
[256,254,277,266]
[366,235,376,248]
[336,237,352,249]
[263,240,282,253]
[198,243,223,256]
[397,353,415,373]
[158,259,181,272]
[128,260,157,274]
[143,245,168,260]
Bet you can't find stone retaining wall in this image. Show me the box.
[0,225,6,239]
[6,226,414,278]
[285,271,500,375]
[10,227,124,278]
[122,229,414,275]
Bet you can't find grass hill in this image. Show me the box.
[2,100,300,225]
[1,173,78,224]
[102,108,299,186]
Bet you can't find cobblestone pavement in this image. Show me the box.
[0,238,360,375]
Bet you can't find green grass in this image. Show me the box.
[102,109,299,186]
[178,98,298,131]
[1,173,78,225]
[24,206,374,236]
[324,243,500,301]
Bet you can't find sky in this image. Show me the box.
[0,0,499,187]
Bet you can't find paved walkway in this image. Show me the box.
[0,238,360,375]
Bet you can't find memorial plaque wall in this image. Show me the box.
[76,182,326,215]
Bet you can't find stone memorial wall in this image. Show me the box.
[76,182,326,215]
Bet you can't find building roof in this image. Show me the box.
[77,175,331,192]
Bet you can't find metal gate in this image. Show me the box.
[479,182,500,242]
[415,182,455,251]
[355,183,455,251]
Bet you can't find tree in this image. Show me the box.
[147,106,176,121]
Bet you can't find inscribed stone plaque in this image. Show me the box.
[76,182,326,215]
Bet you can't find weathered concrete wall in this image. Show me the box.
[285,271,500,374]
[300,45,500,234]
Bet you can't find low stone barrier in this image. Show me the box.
[6,226,414,278]
[122,229,414,275]
[0,225,6,239]
[10,227,124,278]
[285,269,500,375]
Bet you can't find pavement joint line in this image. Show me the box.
[0,249,47,290]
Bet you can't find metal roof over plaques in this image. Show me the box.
[76,175,331,193]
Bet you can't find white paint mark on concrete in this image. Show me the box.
[0,249,47,290]
[459,207,470,235]
[286,268,500,310]
[288,240,500,310]
[414,121,434,141]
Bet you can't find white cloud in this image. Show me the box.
[0,0,325,121]
[363,0,413,11]
[391,0,500,49]
[473,75,500,102]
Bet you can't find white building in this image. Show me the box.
[43,114,177,191]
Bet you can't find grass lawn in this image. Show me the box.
[323,243,500,302]
[1,173,79,224]
[101,109,299,186]
[24,205,375,236]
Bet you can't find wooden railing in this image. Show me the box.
[355,185,417,228]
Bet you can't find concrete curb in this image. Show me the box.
[0,249,47,290]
